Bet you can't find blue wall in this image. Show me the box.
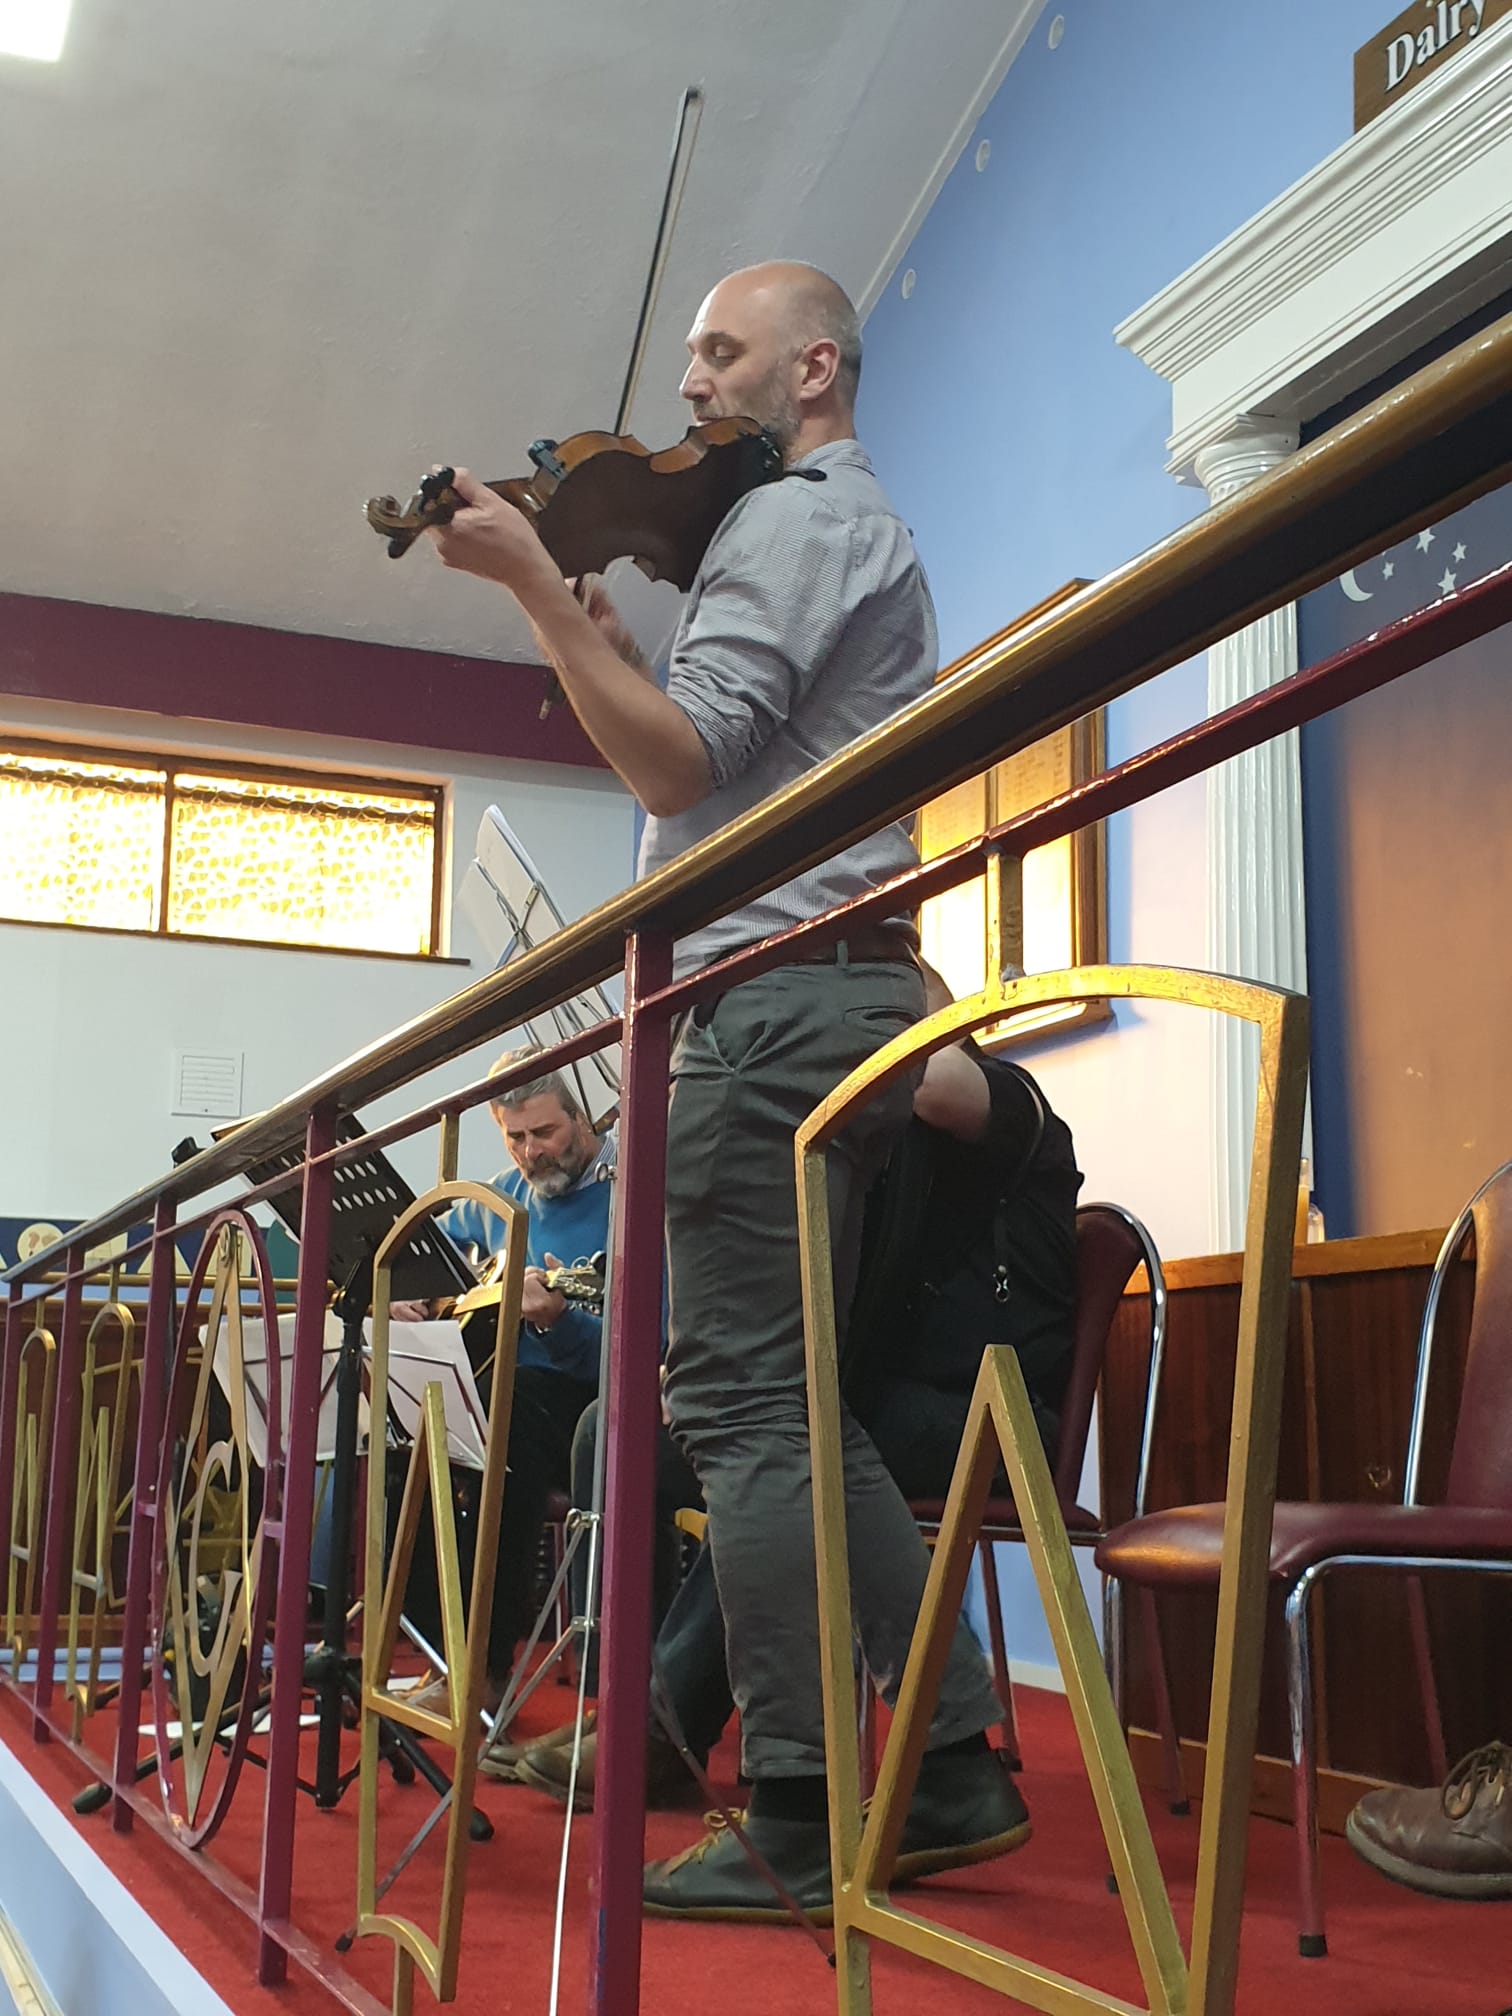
[1295,294,1512,1236]
[856,0,1396,1673]
[861,0,1390,671]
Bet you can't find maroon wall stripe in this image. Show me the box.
[0,592,608,771]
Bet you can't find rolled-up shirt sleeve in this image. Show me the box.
[665,486,858,790]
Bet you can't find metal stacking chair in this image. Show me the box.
[1096,1158,1512,1955]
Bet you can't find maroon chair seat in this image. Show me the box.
[1098,1500,1512,1585]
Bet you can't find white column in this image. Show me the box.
[1194,421,1309,1252]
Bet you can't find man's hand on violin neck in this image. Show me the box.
[427,468,556,592]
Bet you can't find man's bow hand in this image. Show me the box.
[569,575,651,675]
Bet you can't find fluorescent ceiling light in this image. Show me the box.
[0,0,72,62]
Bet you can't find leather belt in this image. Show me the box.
[773,925,917,967]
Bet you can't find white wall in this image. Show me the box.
[0,694,635,1224]
[1012,670,1213,1267]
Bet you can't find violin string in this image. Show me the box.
[612,85,704,437]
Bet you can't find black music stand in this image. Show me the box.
[249,1118,491,1834]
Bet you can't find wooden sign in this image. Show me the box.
[1355,0,1509,129]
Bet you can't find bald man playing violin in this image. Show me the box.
[427,261,1025,1923]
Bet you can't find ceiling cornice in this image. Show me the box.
[1117,13,1512,482]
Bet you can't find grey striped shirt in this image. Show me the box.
[637,437,938,977]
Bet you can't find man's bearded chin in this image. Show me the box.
[524,1142,592,1199]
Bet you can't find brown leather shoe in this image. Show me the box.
[478,1711,591,1782]
[1346,1741,1512,1900]
[514,1719,696,1813]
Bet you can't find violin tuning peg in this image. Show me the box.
[528,439,568,483]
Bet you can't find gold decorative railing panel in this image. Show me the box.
[797,966,1310,2016]
[6,1326,58,1671]
[361,1182,525,2015]
[65,1294,138,1738]
[150,1214,283,1846]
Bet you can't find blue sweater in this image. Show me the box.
[440,1137,614,1387]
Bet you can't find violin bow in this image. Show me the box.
[613,85,703,440]
[541,85,704,720]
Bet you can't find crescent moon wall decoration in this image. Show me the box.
[1339,567,1374,602]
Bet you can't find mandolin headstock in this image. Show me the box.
[543,1254,608,1312]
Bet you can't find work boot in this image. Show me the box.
[894,1746,1032,1880]
[642,1745,1030,1921]
[1346,1741,1512,1900]
[478,1709,590,1783]
[515,1717,698,1812]
[642,1810,835,1923]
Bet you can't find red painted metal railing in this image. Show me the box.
[4,304,1512,2016]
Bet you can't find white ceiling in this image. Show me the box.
[0,0,1041,670]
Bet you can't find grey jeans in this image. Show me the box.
[663,954,1002,1777]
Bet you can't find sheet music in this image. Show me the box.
[209,1310,359,1467]
[381,1319,490,1471]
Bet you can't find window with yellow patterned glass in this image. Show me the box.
[0,744,442,957]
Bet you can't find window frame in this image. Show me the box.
[0,733,450,961]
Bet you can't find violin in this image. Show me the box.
[364,414,783,590]
[364,87,781,717]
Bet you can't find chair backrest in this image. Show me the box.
[1052,1203,1167,1515]
[1412,1159,1512,1510]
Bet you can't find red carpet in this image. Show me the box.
[5,1682,1508,2016]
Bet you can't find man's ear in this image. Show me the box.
[798,337,840,402]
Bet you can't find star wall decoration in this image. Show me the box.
[1303,430,1511,663]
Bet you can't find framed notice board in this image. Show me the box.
[916,583,1110,1047]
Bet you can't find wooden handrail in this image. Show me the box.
[9,308,1512,1278]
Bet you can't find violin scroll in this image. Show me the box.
[365,466,487,559]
